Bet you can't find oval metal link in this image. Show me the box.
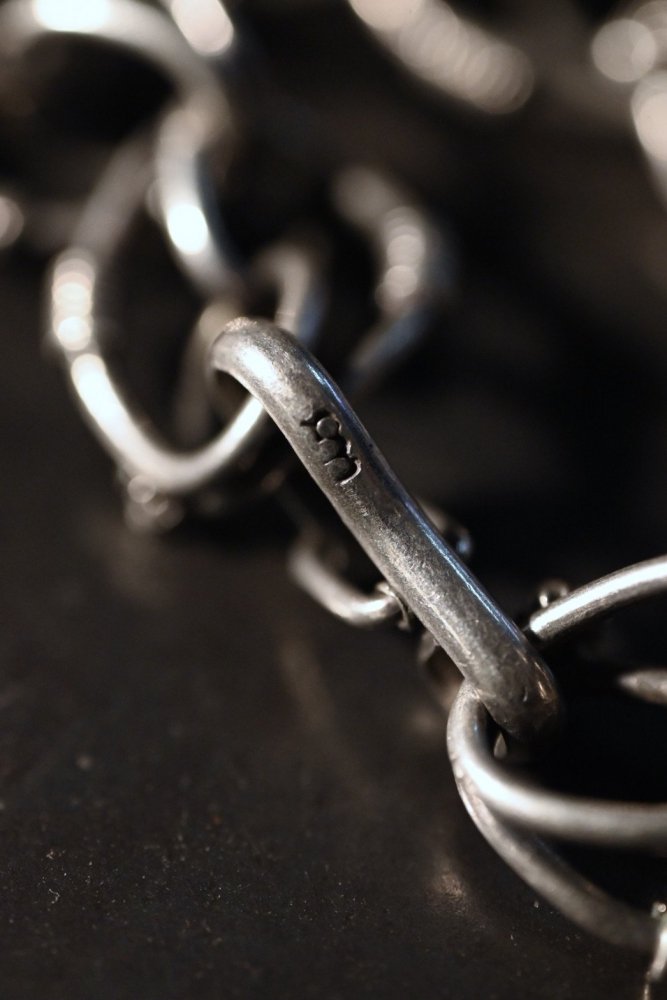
[48,138,325,529]
[448,555,667,960]
[210,317,561,744]
[454,768,662,959]
[449,554,667,848]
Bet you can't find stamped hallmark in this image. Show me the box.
[301,409,361,484]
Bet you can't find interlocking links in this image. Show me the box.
[288,536,406,629]
[450,681,667,849]
[210,317,560,744]
[448,554,667,962]
[449,554,667,847]
[173,240,324,448]
[527,554,667,645]
[0,0,235,291]
[12,0,666,974]
[286,167,461,628]
[48,137,324,530]
[288,503,471,630]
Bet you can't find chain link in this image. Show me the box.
[3,0,667,983]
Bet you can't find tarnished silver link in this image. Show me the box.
[593,2,667,90]
[210,317,561,744]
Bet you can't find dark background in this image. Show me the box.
[2,1,667,997]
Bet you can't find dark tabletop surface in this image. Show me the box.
[3,2,667,998]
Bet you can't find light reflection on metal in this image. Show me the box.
[333,167,454,396]
[32,0,113,34]
[633,70,667,164]
[591,17,657,83]
[0,193,24,250]
[591,4,667,87]
[449,553,667,971]
[631,70,667,212]
[592,6,667,217]
[617,666,667,704]
[348,0,534,114]
[70,353,134,449]
[50,253,95,351]
[163,0,235,58]
[335,167,436,314]
[635,1,667,52]
[592,3,667,87]
[165,201,210,258]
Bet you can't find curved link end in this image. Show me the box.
[210,316,561,746]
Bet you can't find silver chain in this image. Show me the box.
[3,0,667,984]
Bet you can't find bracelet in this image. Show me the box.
[3,0,667,990]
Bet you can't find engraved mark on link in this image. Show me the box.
[301,410,361,484]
